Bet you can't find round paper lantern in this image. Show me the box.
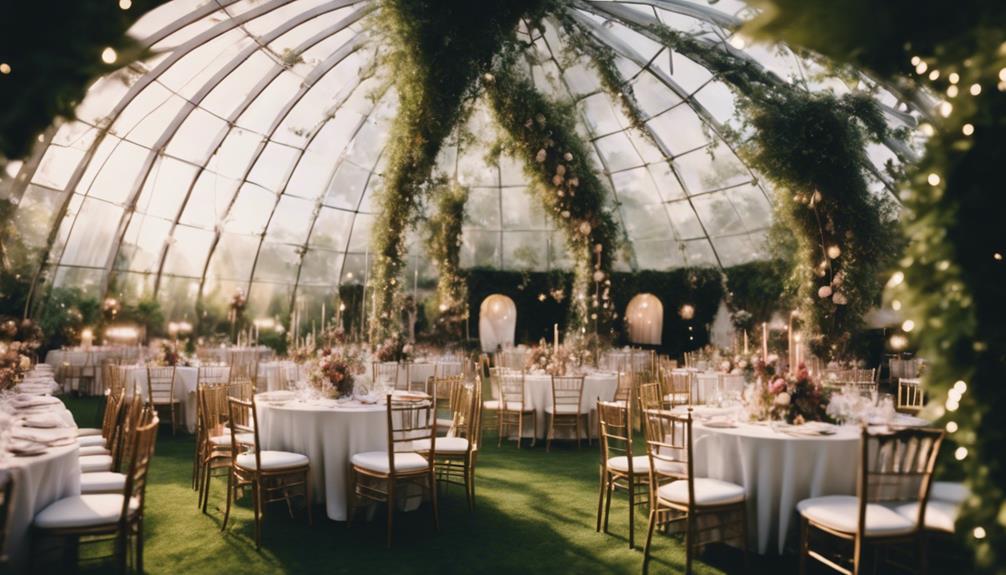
[479,294,517,352]
[625,293,663,345]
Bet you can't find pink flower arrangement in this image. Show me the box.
[745,363,832,424]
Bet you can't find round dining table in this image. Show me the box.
[691,420,860,555]
[2,400,81,573]
[255,392,389,521]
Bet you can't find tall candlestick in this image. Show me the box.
[762,322,768,362]
[743,331,749,354]
[788,313,794,375]
[554,323,559,354]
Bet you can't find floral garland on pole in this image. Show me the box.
[742,0,1006,567]
[368,0,545,342]
[484,61,619,336]
[423,179,469,341]
[643,25,900,361]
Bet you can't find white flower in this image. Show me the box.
[818,285,833,298]
[552,174,564,186]
[535,149,547,163]
[832,292,848,305]
[774,392,791,406]
[561,210,570,218]
[579,221,592,235]
[556,164,566,176]
[563,152,573,161]
[592,270,605,282]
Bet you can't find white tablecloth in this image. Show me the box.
[1,404,81,573]
[256,394,387,521]
[691,422,860,554]
[123,366,199,433]
[692,372,747,404]
[520,372,618,439]
[257,361,303,392]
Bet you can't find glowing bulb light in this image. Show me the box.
[101,47,117,64]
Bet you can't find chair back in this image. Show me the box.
[227,397,262,471]
[101,387,126,440]
[660,370,691,406]
[436,361,463,379]
[614,371,634,403]
[551,375,585,414]
[896,378,924,413]
[385,394,436,474]
[198,383,230,440]
[638,382,662,413]
[113,395,147,472]
[448,384,476,439]
[498,371,525,411]
[858,426,944,533]
[372,361,400,391]
[598,400,634,469]
[642,409,693,499]
[198,365,231,386]
[119,412,159,529]
[146,366,176,406]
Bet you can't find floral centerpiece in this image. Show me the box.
[567,332,604,368]
[375,333,413,363]
[525,338,569,375]
[311,348,362,398]
[744,363,832,424]
[156,341,184,366]
[0,341,32,390]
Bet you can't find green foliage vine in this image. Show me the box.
[423,180,469,342]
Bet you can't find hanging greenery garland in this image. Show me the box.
[743,0,1006,568]
[423,179,469,341]
[639,25,901,360]
[368,0,545,341]
[484,61,620,337]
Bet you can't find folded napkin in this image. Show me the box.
[10,395,62,409]
[11,427,76,444]
[22,413,70,429]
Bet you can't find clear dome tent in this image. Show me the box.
[1,0,920,323]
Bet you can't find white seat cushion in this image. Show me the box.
[658,478,746,506]
[482,400,500,411]
[499,402,533,413]
[351,451,430,473]
[413,437,469,454]
[545,404,582,415]
[79,455,114,473]
[235,450,308,471]
[931,481,968,505]
[608,455,649,473]
[34,494,139,529]
[435,417,454,429]
[77,435,106,447]
[77,427,102,437]
[79,445,111,457]
[209,432,255,447]
[80,472,127,494]
[893,500,959,533]
[797,495,915,536]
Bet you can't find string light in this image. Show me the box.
[1000,67,1006,82]
[962,123,975,136]
[0,63,10,75]
[927,173,941,186]
[891,299,902,311]
[101,47,117,64]
[915,61,928,74]
[902,319,915,332]
[949,72,960,84]
[928,69,940,81]
[946,421,959,433]
[119,0,132,8]
[910,56,921,66]
[995,252,1003,261]
[970,83,982,96]
[955,446,968,460]
[939,102,953,117]
[975,527,987,540]
[947,85,959,97]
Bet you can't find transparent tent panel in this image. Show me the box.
[6,0,918,315]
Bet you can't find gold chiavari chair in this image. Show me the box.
[79,392,139,494]
[146,365,180,435]
[642,408,748,574]
[77,387,126,458]
[416,382,481,511]
[223,397,311,549]
[348,394,438,547]
[197,383,255,513]
[228,350,257,390]
[479,365,500,445]
[596,399,650,549]
[797,426,944,575]
[498,370,535,448]
[33,412,159,573]
[79,394,143,475]
[638,382,663,414]
[614,371,634,406]
[433,375,465,434]
[660,370,692,408]
[192,366,232,490]
[896,378,925,413]
[547,374,586,451]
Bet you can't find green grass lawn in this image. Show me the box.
[47,397,774,575]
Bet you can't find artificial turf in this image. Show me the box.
[42,397,771,575]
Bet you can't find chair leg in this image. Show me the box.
[603,477,613,533]
[346,469,356,528]
[305,470,313,526]
[221,471,234,531]
[546,413,552,452]
[430,469,440,531]
[685,513,694,575]
[740,504,750,569]
[386,481,396,548]
[643,508,658,574]
[136,517,144,574]
[799,517,809,575]
[628,474,635,549]
[253,480,263,549]
[596,468,606,533]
